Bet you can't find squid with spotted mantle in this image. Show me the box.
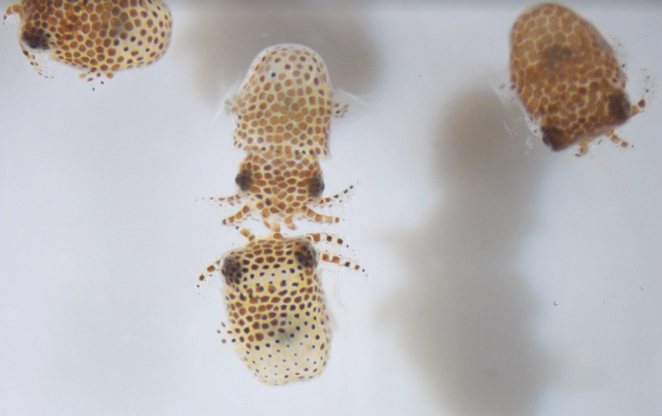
[3,0,172,81]
[510,3,645,156]
[207,43,356,230]
[198,225,364,385]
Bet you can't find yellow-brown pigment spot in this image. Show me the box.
[4,0,172,81]
[220,235,330,385]
[227,44,335,159]
[510,3,638,153]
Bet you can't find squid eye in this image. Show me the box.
[221,257,242,284]
[307,175,325,197]
[608,92,631,124]
[21,27,50,50]
[235,169,253,191]
[541,125,565,151]
[294,243,317,269]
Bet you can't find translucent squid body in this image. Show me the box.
[3,0,172,81]
[510,3,644,155]
[199,227,363,385]
[210,44,353,230]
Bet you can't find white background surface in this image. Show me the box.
[1,1,661,415]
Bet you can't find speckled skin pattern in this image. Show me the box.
[210,151,353,230]
[510,3,640,154]
[4,0,171,80]
[226,44,347,159]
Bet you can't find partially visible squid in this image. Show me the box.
[4,0,172,81]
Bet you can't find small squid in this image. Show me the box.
[199,226,363,385]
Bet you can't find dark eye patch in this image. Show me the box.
[221,257,242,284]
[235,169,253,191]
[21,27,50,50]
[307,175,325,197]
[294,243,317,269]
